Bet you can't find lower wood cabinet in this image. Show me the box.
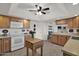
[49,35,70,46]
[52,35,58,44]
[0,37,11,53]
[0,39,2,53]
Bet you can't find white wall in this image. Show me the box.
[30,20,55,40]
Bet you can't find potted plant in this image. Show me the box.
[29,30,35,38]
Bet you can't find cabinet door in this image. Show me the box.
[56,20,66,25]
[58,35,67,46]
[23,20,30,28]
[75,16,79,28]
[0,16,10,28]
[52,35,58,44]
[61,36,67,46]
[48,36,53,43]
[67,19,73,28]
[58,35,62,45]
[3,38,11,53]
[67,17,79,28]
[0,39,2,53]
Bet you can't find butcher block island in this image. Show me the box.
[25,36,44,56]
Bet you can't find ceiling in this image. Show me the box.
[0,3,79,21]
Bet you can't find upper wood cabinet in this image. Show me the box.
[23,20,30,28]
[56,20,66,25]
[75,16,79,28]
[67,16,79,28]
[0,39,2,53]
[67,19,73,28]
[56,16,79,28]
[0,16,10,28]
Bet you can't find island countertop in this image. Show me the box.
[62,37,79,56]
[52,32,79,37]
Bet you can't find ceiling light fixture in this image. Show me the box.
[35,11,42,15]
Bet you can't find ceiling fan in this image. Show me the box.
[28,4,50,15]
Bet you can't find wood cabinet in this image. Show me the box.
[49,35,58,44]
[0,15,30,28]
[23,20,30,28]
[52,35,58,44]
[67,17,79,28]
[0,37,11,53]
[3,38,11,53]
[49,35,70,46]
[56,16,79,28]
[58,35,70,46]
[0,39,2,53]
[0,16,10,28]
[74,16,79,28]
[67,19,73,28]
[56,20,66,25]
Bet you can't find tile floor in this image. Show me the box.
[2,41,63,56]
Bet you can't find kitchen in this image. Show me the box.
[0,15,30,54]
[0,3,79,56]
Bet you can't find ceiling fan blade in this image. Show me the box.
[38,6,42,11]
[41,12,46,14]
[28,10,36,12]
[43,8,49,11]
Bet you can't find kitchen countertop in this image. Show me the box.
[0,35,11,38]
[0,33,30,39]
[52,32,79,37]
[62,37,79,56]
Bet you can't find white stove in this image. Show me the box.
[9,29,25,51]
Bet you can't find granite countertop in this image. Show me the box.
[52,32,79,37]
[0,35,11,38]
[62,37,79,56]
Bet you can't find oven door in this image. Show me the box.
[11,36,24,51]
